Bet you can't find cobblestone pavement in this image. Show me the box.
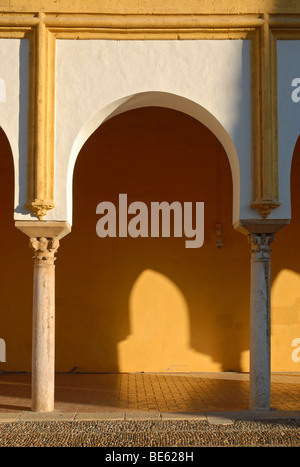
[0,418,300,447]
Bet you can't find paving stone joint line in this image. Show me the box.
[1,410,300,425]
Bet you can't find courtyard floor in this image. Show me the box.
[0,371,299,415]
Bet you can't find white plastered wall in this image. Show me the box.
[48,39,254,226]
[0,38,28,217]
[277,40,300,219]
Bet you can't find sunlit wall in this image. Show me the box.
[271,136,300,371]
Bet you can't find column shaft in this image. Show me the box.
[249,233,274,410]
[30,236,59,412]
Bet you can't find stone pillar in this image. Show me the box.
[15,221,71,412]
[249,233,274,411]
[30,236,59,412]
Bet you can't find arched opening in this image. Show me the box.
[56,106,250,375]
[66,92,241,226]
[271,135,300,371]
[0,127,32,373]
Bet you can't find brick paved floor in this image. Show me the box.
[0,372,299,413]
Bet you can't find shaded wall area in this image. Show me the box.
[0,128,32,372]
[55,107,251,373]
[271,136,300,371]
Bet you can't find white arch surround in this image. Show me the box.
[0,38,29,218]
[45,38,254,225]
[277,41,300,220]
[67,92,241,225]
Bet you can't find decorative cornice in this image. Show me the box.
[250,200,281,219]
[25,200,56,221]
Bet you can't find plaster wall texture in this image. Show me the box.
[0,38,28,218]
[277,40,300,219]
[52,39,252,225]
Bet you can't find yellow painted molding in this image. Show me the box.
[50,30,256,41]
[250,14,280,218]
[1,0,300,15]
[250,200,281,219]
[0,15,39,26]
[24,200,55,221]
[44,14,264,35]
[25,13,56,220]
[271,29,300,40]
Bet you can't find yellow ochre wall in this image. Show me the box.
[271,136,300,371]
[0,128,32,371]
[0,113,300,374]
[56,107,251,373]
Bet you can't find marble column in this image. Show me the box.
[29,236,59,412]
[249,233,274,411]
[15,221,71,412]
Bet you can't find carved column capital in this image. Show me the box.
[249,233,275,260]
[30,236,60,265]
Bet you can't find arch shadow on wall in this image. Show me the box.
[271,134,300,371]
